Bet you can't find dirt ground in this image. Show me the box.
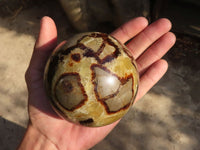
[0,1,200,150]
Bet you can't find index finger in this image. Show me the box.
[110,17,148,44]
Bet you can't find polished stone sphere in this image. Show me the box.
[44,32,139,127]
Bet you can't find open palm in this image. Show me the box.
[24,16,175,150]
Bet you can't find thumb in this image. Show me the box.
[25,16,57,88]
[30,16,57,72]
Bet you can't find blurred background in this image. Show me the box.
[0,0,199,149]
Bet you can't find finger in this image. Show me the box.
[29,16,57,72]
[110,17,148,44]
[127,18,172,59]
[137,32,176,74]
[134,59,168,103]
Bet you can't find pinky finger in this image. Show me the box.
[134,59,168,103]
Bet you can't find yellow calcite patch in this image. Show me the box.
[80,36,103,52]
[99,44,115,59]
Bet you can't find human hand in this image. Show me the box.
[19,16,175,150]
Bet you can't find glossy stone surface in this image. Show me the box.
[44,32,139,127]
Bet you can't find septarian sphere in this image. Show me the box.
[44,32,139,127]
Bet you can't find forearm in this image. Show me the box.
[18,124,58,150]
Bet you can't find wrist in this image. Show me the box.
[18,123,58,150]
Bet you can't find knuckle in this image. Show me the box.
[25,69,31,83]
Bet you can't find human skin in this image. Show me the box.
[18,16,176,150]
